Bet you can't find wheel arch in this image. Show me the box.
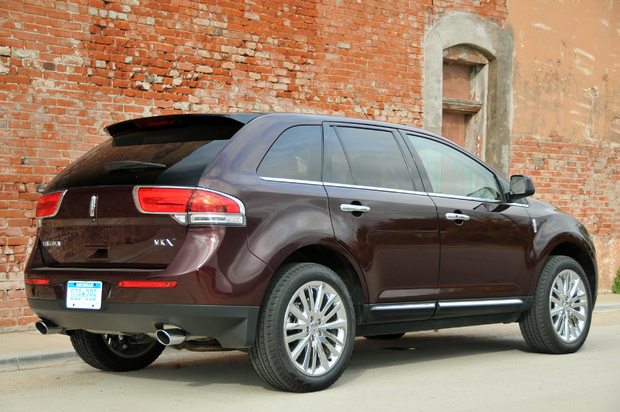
[537,241,598,305]
[276,244,367,324]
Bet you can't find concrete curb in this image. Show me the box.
[0,348,80,372]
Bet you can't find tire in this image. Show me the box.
[70,330,165,372]
[365,333,406,340]
[249,263,356,392]
[519,255,592,354]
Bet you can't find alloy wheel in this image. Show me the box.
[283,281,349,376]
[549,269,589,343]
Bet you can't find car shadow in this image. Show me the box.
[112,324,531,391]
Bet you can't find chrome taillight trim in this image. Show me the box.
[189,212,246,226]
[36,190,67,227]
[132,186,246,227]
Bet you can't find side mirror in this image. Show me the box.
[509,175,535,201]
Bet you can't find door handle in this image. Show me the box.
[340,204,371,213]
[446,212,470,221]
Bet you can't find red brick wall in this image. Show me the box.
[2,0,504,331]
[511,134,619,239]
[510,133,620,291]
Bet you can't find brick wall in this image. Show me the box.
[510,133,620,290]
[0,0,516,331]
[511,135,618,238]
[507,0,620,294]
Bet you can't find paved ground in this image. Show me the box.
[0,294,618,411]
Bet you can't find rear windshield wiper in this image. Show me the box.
[104,161,167,172]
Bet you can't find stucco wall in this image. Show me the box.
[508,0,619,291]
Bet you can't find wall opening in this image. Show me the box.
[424,13,514,177]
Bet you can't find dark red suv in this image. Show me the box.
[25,113,597,392]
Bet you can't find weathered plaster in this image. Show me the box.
[508,0,620,144]
[423,12,514,177]
[508,0,620,292]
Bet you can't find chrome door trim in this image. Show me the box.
[438,298,525,308]
[370,303,437,312]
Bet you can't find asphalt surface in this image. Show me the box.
[1,293,619,372]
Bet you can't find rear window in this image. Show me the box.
[46,115,252,191]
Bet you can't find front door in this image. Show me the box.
[403,133,535,317]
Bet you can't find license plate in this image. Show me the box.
[67,281,102,310]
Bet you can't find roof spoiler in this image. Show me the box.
[104,114,262,138]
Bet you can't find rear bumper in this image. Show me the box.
[28,298,259,349]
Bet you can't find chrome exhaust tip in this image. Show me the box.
[35,320,62,335]
[156,328,187,346]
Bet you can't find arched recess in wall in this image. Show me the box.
[423,13,514,177]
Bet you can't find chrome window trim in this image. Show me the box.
[260,178,530,207]
[426,191,531,207]
[323,181,429,197]
[259,176,323,186]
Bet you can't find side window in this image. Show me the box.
[257,126,322,182]
[324,126,354,185]
[326,126,413,191]
[406,134,502,200]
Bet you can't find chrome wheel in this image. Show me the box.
[549,269,589,343]
[284,281,348,377]
[250,263,355,392]
[520,256,592,354]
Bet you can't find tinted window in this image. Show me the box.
[257,126,322,182]
[328,126,413,191]
[407,135,502,200]
[324,126,354,185]
[46,116,249,191]
[47,140,229,191]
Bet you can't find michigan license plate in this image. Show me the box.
[67,281,102,310]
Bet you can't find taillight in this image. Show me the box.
[133,187,245,226]
[189,190,241,213]
[188,189,245,225]
[25,278,50,286]
[134,117,178,129]
[36,191,65,218]
[136,187,193,213]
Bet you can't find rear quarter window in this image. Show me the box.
[257,126,322,182]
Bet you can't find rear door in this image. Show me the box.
[323,124,440,323]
